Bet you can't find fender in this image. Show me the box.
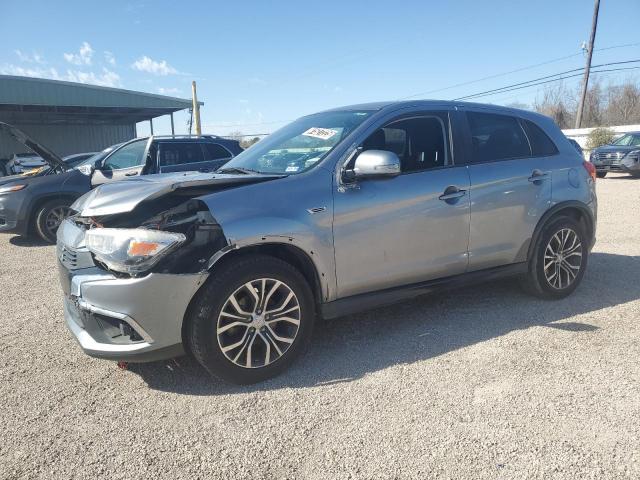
[206,216,337,302]
[524,200,596,264]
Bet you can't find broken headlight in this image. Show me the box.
[85,228,186,274]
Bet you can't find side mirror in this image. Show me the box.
[353,150,401,178]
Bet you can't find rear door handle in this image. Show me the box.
[528,169,548,182]
[439,186,467,202]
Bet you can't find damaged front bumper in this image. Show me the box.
[59,263,208,362]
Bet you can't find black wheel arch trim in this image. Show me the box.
[524,201,595,264]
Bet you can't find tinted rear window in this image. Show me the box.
[204,143,232,160]
[521,119,558,156]
[467,112,530,162]
[159,143,205,166]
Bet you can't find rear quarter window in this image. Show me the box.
[204,143,232,160]
[521,119,559,156]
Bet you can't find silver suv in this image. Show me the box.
[57,101,597,384]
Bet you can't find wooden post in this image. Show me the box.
[575,0,600,129]
[192,81,202,136]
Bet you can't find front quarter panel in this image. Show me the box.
[201,168,337,301]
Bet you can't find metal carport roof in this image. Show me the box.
[0,75,202,125]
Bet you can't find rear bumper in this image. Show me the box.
[60,263,208,362]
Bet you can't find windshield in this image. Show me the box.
[219,110,373,174]
[611,134,640,146]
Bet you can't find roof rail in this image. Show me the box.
[148,134,224,140]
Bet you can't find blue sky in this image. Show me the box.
[1,0,639,136]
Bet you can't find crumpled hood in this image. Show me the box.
[72,171,283,217]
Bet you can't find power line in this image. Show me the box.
[399,41,640,101]
[457,65,640,101]
[209,43,640,131]
[454,59,640,101]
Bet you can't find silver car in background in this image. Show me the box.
[57,100,597,384]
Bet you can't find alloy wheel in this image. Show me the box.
[216,278,301,369]
[45,206,72,236]
[543,228,583,290]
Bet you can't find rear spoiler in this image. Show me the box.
[0,122,69,171]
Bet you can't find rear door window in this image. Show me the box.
[159,142,205,167]
[467,112,530,162]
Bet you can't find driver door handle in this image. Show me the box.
[124,172,138,177]
[528,169,548,182]
[439,186,467,202]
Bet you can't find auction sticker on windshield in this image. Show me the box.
[302,127,337,140]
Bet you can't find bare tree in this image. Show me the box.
[581,78,603,128]
[532,78,640,128]
[505,101,530,111]
[533,83,574,128]
[240,137,261,149]
[604,81,640,125]
[226,130,244,142]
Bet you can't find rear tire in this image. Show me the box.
[521,216,588,299]
[0,162,7,177]
[34,199,73,243]
[596,171,607,178]
[186,255,315,384]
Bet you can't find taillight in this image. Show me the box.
[583,160,596,181]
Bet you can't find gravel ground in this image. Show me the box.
[1,173,639,479]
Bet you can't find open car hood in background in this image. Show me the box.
[72,171,284,217]
[0,122,69,172]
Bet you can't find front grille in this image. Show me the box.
[57,244,94,270]
[593,151,624,164]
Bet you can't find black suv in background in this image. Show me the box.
[0,123,242,242]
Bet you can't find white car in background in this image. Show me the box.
[2,152,45,176]
[0,151,97,177]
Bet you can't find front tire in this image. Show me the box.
[521,216,588,299]
[186,255,315,384]
[34,199,73,243]
[596,171,607,178]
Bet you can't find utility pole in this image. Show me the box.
[191,80,202,135]
[575,0,600,129]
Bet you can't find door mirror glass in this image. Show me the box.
[353,150,401,178]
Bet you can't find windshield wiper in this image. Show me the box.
[216,167,262,175]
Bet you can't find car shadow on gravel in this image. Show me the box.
[128,252,640,395]
[9,235,51,247]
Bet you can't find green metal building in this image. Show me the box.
[0,75,197,159]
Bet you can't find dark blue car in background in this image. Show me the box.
[0,123,242,242]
